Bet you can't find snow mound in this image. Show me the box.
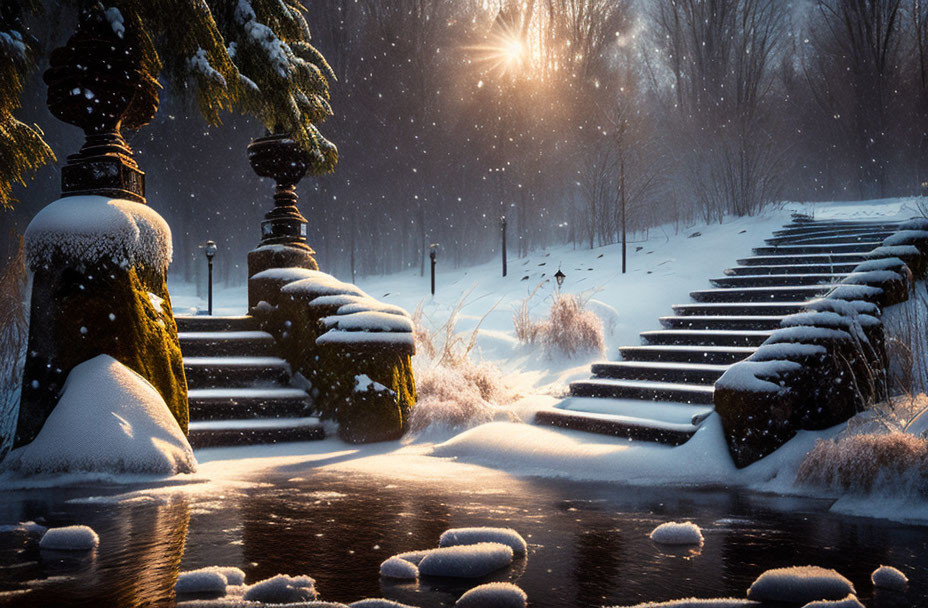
[323,311,414,333]
[242,574,317,603]
[649,522,704,545]
[417,542,514,578]
[39,525,99,551]
[800,595,864,608]
[25,196,172,272]
[350,600,419,608]
[870,565,908,591]
[1,355,196,476]
[176,569,228,595]
[281,272,368,299]
[380,556,419,580]
[394,550,431,566]
[607,600,755,608]
[439,527,527,556]
[455,582,527,608]
[746,566,855,603]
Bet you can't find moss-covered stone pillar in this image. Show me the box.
[12,7,187,448]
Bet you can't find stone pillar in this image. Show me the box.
[246,133,319,310]
[13,7,187,448]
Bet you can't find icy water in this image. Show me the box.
[1,467,926,607]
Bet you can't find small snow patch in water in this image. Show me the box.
[394,549,430,566]
[176,569,227,595]
[0,521,47,535]
[455,582,527,607]
[351,599,419,608]
[39,526,99,551]
[747,566,855,603]
[242,574,317,603]
[417,542,514,578]
[440,527,527,555]
[800,594,864,608]
[380,556,419,580]
[649,522,703,545]
[871,565,908,591]
[607,600,755,608]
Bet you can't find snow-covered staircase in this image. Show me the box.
[175,315,324,448]
[535,215,902,445]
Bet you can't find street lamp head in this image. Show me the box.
[554,268,566,288]
[501,215,507,227]
[429,243,438,260]
[203,240,218,260]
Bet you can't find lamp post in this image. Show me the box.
[500,215,508,277]
[429,243,438,296]
[554,268,566,291]
[202,240,217,315]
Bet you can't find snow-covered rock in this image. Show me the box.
[439,527,527,556]
[746,566,855,603]
[455,582,527,608]
[417,542,514,578]
[39,525,99,551]
[176,569,228,595]
[870,565,908,591]
[607,600,755,608]
[25,196,172,272]
[380,556,419,580]
[242,574,317,603]
[350,599,419,608]
[649,522,704,545]
[800,595,864,608]
[1,355,196,476]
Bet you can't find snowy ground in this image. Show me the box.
[6,197,928,526]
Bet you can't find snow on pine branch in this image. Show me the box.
[234,0,292,78]
[25,196,173,272]
[189,48,227,87]
[0,30,26,61]
[104,7,125,39]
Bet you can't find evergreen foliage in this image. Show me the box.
[1,0,336,209]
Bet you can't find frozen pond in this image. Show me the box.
[1,467,925,607]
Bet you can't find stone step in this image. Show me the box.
[724,263,860,276]
[175,315,257,333]
[184,357,291,388]
[534,409,698,445]
[187,417,325,449]
[764,231,894,246]
[772,223,900,236]
[672,302,808,316]
[738,253,867,266]
[752,242,880,256]
[569,379,715,404]
[178,331,277,357]
[591,360,730,384]
[658,315,784,330]
[710,273,846,288]
[188,387,311,421]
[689,285,833,303]
[619,344,756,364]
[640,329,772,347]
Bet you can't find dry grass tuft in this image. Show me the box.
[513,287,605,358]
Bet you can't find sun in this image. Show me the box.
[467,32,527,80]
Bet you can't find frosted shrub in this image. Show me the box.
[540,293,605,358]
[796,432,928,494]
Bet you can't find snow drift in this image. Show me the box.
[1,355,196,476]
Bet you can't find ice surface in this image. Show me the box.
[799,595,864,608]
[380,556,419,580]
[176,569,228,595]
[417,542,514,578]
[242,574,317,603]
[1,355,196,476]
[25,196,172,272]
[607,600,755,608]
[870,565,908,591]
[39,525,99,551]
[455,582,527,608]
[649,521,704,545]
[746,566,855,603]
[439,527,527,556]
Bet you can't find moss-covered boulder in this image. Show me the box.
[14,195,187,448]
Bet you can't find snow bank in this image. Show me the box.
[39,525,99,551]
[417,542,514,578]
[250,267,320,283]
[380,556,419,580]
[799,595,864,608]
[351,600,419,608]
[649,522,704,545]
[25,196,172,272]
[242,574,317,603]
[176,569,228,595]
[439,527,527,556]
[715,360,798,393]
[1,355,196,476]
[281,272,368,298]
[870,565,908,590]
[608,600,755,608]
[746,566,855,603]
[455,582,527,608]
